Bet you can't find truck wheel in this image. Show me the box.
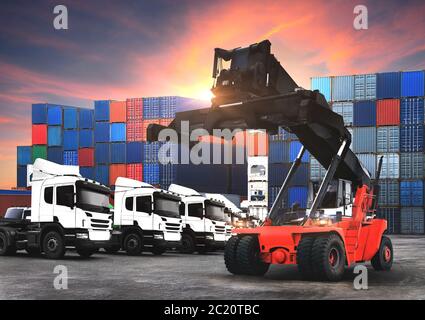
[236,235,269,276]
[26,247,41,257]
[0,232,16,256]
[311,234,346,281]
[224,236,243,275]
[371,236,393,271]
[42,231,66,259]
[77,248,96,258]
[124,232,143,256]
[297,236,316,280]
[151,246,167,255]
[179,234,195,254]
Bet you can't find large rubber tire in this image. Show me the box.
[297,236,316,280]
[236,235,270,276]
[311,234,346,282]
[224,236,243,275]
[151,246,167,255]
[42,231,66,260]
[371,236,393,271]
[0,232,16,256]
[124,232,143,256]
[76,248,97,258]
[179,234,195,254]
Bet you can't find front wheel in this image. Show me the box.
[179,234,195,254]
[0,232,16,256]
[42,231,66,259]
[224,236,243,275]
[371,236,393,271]
[236,235,269,276]
[124,232,143,256]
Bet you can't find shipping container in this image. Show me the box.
[32,103,47,124]
[158,142,179,164]
[126,120,143,142]
[127,163,143,182]
[47,105,62,126]
[400,180,424,207]
[231,164,248,196]
[95,143,110,164]
[141,119,160,141]
[143,163,160,185]
[126,142,144,164]
[175,164,229,193]
[160,96,177,119]
[144,142,161,163]
[95,165,109,186]
[32,145,47,161]
[110,143,126,164]
[400,153,424,179]
[289,141,309,162]
[79,109,94,129]
[64,108,78,129]
[17,146,32,166]
[269,163,308,187]
[32,124,47,145]
[377,126,399,153]
[110,123,126,142]
[353,100,376,126]
[47,126,62,146]
[47,146,63,164]
[310,156,326,181]
[142,97,160,119]
[332,102,353,126]
[378,153,400,179]
[78,148,94,167]
[79,129,94,148]
[126,98,143,121]
[378,180,399,206]
[17,166,27,188]
[159,164,176,189]
[352,127,376,153]
[109,164,126,186]
[268,140,289,163]
[331,75,354,101]
[400,125,424,152]
[63,130,78,151]
[159,118,173,128]
[377,207,400,234]
[0,190,31,216]
[288,186,308,208]
[80,167,94,180]
[311,77,331,101]
[357,154,376,179]
[354,74,376,101]
[63,150,78,166]
[401,71,424,98]
[94,122,110,143]
[94,100,110,122]
[400,98,424,124]
[401,207,424,234]
[376,99,400,126]
[247,131,268,157]
[377,72,401,99]
[268,186,287,209]
[110,101,126,123]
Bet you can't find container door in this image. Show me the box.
[54,184,76,229]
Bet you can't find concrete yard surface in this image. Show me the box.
[0,235,424,300]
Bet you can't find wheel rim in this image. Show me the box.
[127,237,138,250]
[329,248,340,267]
[383,246,391,262]
[47,238,58,252]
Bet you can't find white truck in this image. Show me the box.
[106,177,182,256]
[0,159,113,259]
[169,184,227,254]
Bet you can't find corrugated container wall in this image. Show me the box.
[109,164,126,186]
[269,141,289,163]
[288,186,308,208]
[47,147,63,164]
[311,77,331,101]
[332,102,353,125]
[378,153,400,179]
[377,207,400,234]
[143,97,160,119]
[331,75,354,101]
[79,129,94,148]
[32,145,47,161]
[32,104,48,124]
[94,122,110,143]
[47,126,62,146]
[376,99,400,126]
[110,123,126,142]
[17,166,27,188]
[400,125,424,152]
[354,74,376,100]
[17,146,32,166]
[160,164,176,189]
[32,124,47,145]
[143,163,160,185]
[63,130,78,150]
[63,150,78,166]
[400,180,424,207]
[110,143,126,164]
[377,72,401,99]
[64,108,78,129]
[47,105,62,125]
[353,101,376,126]
[353,127,376,153]
[110,101,126,123]
[310,157,326,181]
[126,98,143,121]
[401,208,424,234]
[95,143,110,164]
[94,100,110,122]
[401,71,424,97]
[377,126,399,153]
[400,98,424,124]
[400,153,424,179]
[289,141,309,162]
[79,109,94,129]
[357,154,376,179]
[80,167,94,180]
[78,148,94,167]
[127,142,144,164]
[127,164,143,182]
[95,165,109,186]
[378,180,399,206]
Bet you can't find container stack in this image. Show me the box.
[311,70,425,234]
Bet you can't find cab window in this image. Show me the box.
[44,187,53,204]
[188,203,203,218]
[125,197,134,211]
[136,196,152,213]
[56,185,74,207]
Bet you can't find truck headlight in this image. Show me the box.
[76,233,89,239]
[153,233,164,240]
[205,235,214,240]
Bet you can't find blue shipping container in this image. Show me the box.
[79,109,94,129]
[144,163,160,185]
[353,100,376,126]
[79,129,94,148]
[48,126,62,146]
[63,130,78,150]
[400,98,424,124]
[17,146,32,166]
[288,186,308,208]
[175,164,228,193]
[94,100,110,122]
[17,166,27,188]
[95,165,109,186]
[127,142,144,163]
[143,97,160,119]
[269,141,289,163]
[47,147,63,164]
[110,123,126,142]
[269,163,308,187]
[95,122,110,143]
[377,72,401,99]
[80,167,94,180]
[110,143,126,164]
[289,141,310,162]
[401,71,424,98]
[144,142,161,163]
[95,143,110,164]
[63,150,78,166]
[231,164,248,196]
[400,125,424,152]
[400,180,424,206]
[64,108,78,129]
[331,75,354,101]
[160,163,176,188]
[311,77,331,101]
[32,103,47,124]
[47,105,62,125]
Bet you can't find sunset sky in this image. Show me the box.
[0,0,424,188]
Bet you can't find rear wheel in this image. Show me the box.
[179,234,195,254]
[0,232,16,256]
[236,235,269,276]
[311,234,346,281]
[124,232,143,256]
[42,231,66,259]
[224,236,243,275]
[297,236,316,280]
[371,236,393,271]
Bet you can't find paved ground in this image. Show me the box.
[0,235,424,300]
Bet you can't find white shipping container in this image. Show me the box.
[354,74,377,100]
[353,127,376,153]
[377,126,400,153]
[332,102,353,126]
[332,75,354,101]
[378,153,400,179]
[401,207,424,234]
[310,156,326,181]
[400,153,424,179]
[357,153,376,179]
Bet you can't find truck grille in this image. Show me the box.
[165,222,181,232]
[91,218,110,229]
[215,226,226,234]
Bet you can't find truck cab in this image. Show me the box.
[169,184,226,254]
[108,177,182,256]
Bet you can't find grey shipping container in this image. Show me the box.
[377,126,400,153]
[400,153,424,179]
[354,74,377,100]
[332,102,353,126]
[378,180,399,206]
[353,127,376,153]
[310,157,326,181]
[378,153,400,179]
[331,75,354,101]
[377,207,400,234]
[401,207,424,234]
[357,153,376,179]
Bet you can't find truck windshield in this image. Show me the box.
[154,195,180,219]
[205,203,226,222]
[4,208,23,220]
[77,186,110,214]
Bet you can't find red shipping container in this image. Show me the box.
[0,193,31,218]
[247,131,268,156]
[126,164,143,182]
[159,118,173,127]
[126,98,143,121]
[127,120,144,142]
[78,148,94,167]
[142,119,160,141]
[32,124,47,145]
[377,99,400,126]
[110,101,127,123]
[110,164,126,186]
